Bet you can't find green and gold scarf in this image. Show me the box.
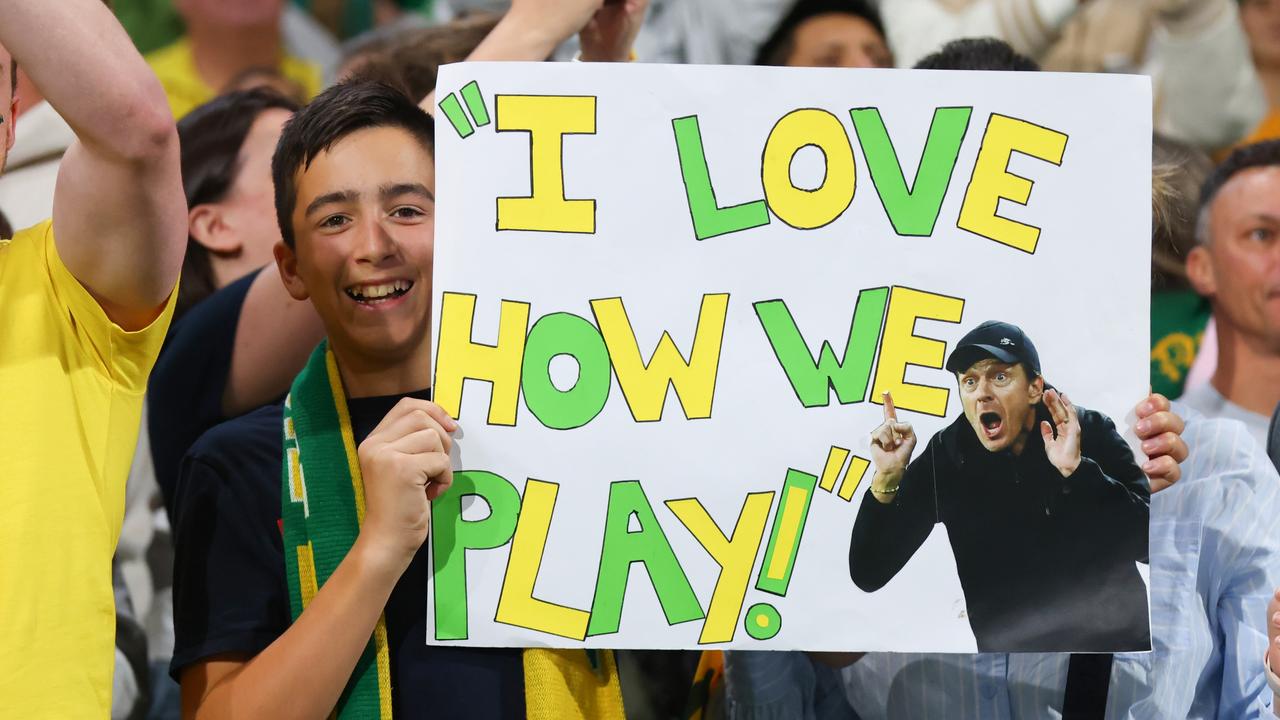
[282,342,625,719]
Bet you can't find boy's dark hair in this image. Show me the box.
[1198,139,1280,215]
[176,88,301,318]
[272,80,435,248]
[755,0,885,66]
[913,38,1040,71]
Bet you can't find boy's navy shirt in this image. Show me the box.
[169,390,524,719]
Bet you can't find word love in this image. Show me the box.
[492,95,1068,253]
[433,285,965,430]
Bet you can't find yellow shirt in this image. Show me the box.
[146,36,322,119]
[0,221,175,717]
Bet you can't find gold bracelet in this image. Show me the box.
[872,485,900,494]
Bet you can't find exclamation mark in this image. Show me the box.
[745,469,817,640]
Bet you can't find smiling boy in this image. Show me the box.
[170,80,623,719]
[847,320,1152,652]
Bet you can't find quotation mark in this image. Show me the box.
[439,80,490,139]
[816,445,870,502]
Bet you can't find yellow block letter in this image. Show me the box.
[434,292,530,425]
[591,294,729,422]
[958,113,1068,253]
[761,109,856,229]
[871,287,964,417]
[667,493,774,644]
[495,479,590,640]
[496,95,597,234]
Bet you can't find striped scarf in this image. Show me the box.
[282,342,626,718]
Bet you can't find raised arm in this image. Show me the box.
[848,393,938,592]
[224,270,326,417]
[420,0,647,112]
[0,0,185,331]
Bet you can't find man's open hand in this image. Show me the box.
[1042,389,1082,478]
[869,392,916,500]
[1133,392,1186,493]
[357,398,456,574]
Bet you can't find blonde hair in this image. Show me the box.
[1152,136,1212,289]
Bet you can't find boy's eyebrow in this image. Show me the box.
[304,189,359,218]
[380,182,434,202]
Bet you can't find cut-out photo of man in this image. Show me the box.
[848,320,1151,652]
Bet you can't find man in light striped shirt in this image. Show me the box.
[723,406,1280,719]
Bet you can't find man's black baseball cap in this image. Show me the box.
[945,320,1041,376]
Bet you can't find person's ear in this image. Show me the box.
[1028,375,1045,404]
[188,205,244,254]
[1186,244,1216,298]
[273,240,309,301]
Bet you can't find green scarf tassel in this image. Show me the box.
[282,343,393,718]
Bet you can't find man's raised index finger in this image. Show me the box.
[883,392,897,421]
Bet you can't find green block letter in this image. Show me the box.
[755,287,889,408]
[588,481,704,636]
[851,107,971,236]
[432,471,522,640]
[672,115,770,240]
[522,312,612,430]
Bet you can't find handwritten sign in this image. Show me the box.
[429,63,1152,652]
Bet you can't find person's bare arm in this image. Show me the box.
[0,1,184,331]
[419,0,607,112]
[181,400,456,719]
[181,537,402,719]
[466,0,603,63]
[223,270,326,417]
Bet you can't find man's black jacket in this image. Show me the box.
[848,401,1151,652]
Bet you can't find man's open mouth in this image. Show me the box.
[345,280,413,305]
[979,411,1003,438]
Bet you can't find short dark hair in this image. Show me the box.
[1198,139,1280,218]
[913,38,1040,71]
[271,80,435,248]
[754,0,886,66]
[176,88,301,318]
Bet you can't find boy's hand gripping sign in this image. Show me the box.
[430,63,1153,653]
